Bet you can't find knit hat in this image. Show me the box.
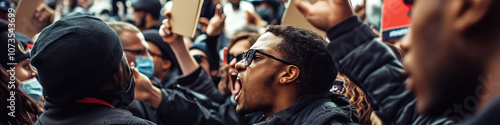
[31,12,124,104]
[142,29,177,64]
[142,29,182,84]
[0,20,30,68]
[189,42,219,71]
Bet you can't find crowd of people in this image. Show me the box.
[1,0,500,124]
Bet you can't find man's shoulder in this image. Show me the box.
[36,105,156,125]
[296,93,359,124]
[92,107,156,124]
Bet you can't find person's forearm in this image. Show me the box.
[146,87,162,109]
[170,37,200,76]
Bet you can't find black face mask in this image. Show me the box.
[97,59,135,109]
[256,6,274,24]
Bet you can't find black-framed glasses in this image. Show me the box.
[148,50,166,59]
[240,49,293,67]
[227,53,244,64]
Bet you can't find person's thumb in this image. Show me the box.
[295,0,312,15]
[131,67,139,77]
[215,4,223,17]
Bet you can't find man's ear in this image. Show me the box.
[278,65,300,85]
[161,59,172,71]
[451,0,493,33]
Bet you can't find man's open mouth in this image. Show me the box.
[234,76,242,102]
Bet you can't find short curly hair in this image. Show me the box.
[266,25,337,96]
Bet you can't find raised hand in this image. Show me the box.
[246,10,267,27]
[295,0,354,31]
[158,12,199,76]
[159,12,183,45]
[206,4,226,37]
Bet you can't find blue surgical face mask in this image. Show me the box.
[20,78,43,103]
[135,55,154,78]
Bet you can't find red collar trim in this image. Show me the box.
[75,97,115,108]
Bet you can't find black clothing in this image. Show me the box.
[326,16,454,124]
[129,67,233,125]
[255,92,359,125]
[31,13,124,104]
[461,97,500,124]
[176,66,224,102]
[35,102,155,125]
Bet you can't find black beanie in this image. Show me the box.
[31,13,124,104]
[142,29,177,65]
[189,42,218,71]
[0,20,30,69]
[131,0,162,19]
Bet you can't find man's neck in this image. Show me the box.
[264,90,298,118]
[156,70,170,81]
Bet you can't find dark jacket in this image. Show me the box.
[129,67,222,124]
[129,67,256,125]
[254,92,359,125]
[175,67,224,102]
[325,16,455,124]
[155,85,224,124]
[35,102,155,125]
[217,95,263,125]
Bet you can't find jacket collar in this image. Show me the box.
[255,92,354,124]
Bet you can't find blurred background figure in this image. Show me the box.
[223,0,255,38]
[247,0,284,25]
[143,29,182,87]
[107,22,155,78]
[131,0,162,31]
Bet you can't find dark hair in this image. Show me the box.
[0,65,42,124]
[227,32,260,51]
[131,0,162,20]
[266,25,337,96]
[339,74,373,124]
